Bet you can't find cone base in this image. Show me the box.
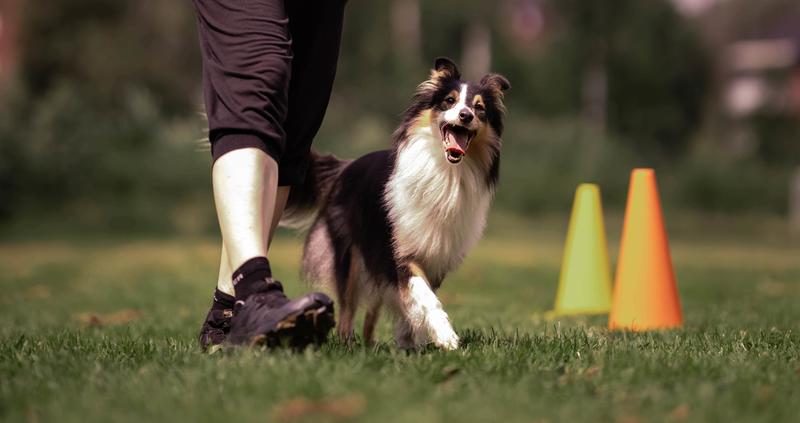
[545,307,610,320]
[608,320,682,331]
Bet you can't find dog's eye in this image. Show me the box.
[474,103,485,111]
[445,97,456,105]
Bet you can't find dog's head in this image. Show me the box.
[395,57,510,165]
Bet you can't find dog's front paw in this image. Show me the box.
[431,326,460,351]
[425,309,459,350]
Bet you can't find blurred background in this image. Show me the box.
[0,0,799,237]
[3,3,800,420]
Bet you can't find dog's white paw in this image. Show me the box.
[429,317,459,350]
[432,328,460,350]
[402,274,460,350]
[424,308,460,350]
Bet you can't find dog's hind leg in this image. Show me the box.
[362,299,382,346]
[336,249,360,342]
[395,263,459,350]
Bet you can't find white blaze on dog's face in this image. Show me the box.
[400,57,509,165]
[438,84,479,164]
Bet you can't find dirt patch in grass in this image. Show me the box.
[272,394,366,422]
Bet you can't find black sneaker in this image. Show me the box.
[198,289,235,353]
[228,280,335,349]
[198,307,233,353]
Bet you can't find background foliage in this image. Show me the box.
[0,0,797,234]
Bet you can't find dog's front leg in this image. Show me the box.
[397,263,459,350]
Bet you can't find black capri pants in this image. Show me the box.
[192,0,346,186]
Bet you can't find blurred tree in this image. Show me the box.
[390,0,422,73]
[496,0,710,159]
[604,0,710,158]
[19,0,200,115]
[698,0,800,164]
[2,0,789,226]
[1,0,204,224]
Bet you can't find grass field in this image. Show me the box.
[1,212,799,422]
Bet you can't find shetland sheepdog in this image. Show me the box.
[283,58,510,350]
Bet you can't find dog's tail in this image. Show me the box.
[280,150,350,230]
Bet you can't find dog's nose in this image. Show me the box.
[459,109,474,124]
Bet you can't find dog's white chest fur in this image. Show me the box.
[384,127,492,281]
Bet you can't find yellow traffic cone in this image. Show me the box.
[609,169,682,330]
[549,183,613,316]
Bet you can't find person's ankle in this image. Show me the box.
[231,256,275,301]
[210,288,235,311]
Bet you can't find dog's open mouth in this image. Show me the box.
[440,123,476,164]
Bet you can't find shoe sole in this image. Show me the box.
[247,302,335,350]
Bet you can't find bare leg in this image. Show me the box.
[216,246,235,296]
[212,148,277,296]
[269,187,291,246]
[215,186,290,296]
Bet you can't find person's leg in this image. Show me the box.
[206,0,346,335]
[214,148,276,279]
[211,148,276,304]
[277,0,347,187]
[193,0,289,302]
[220,0,345,314]
[194,0,334,349]
[201,180,284,350]
[208,0,346,288]
[268,187,291,245]
[215,245,234,297]
[233,1,345,302]
[214,184,287,298]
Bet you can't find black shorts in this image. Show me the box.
[192,0,345,186]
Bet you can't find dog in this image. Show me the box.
[282,57,509,350]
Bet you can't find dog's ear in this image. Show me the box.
[431,57,461,80]
[480,73,511,94]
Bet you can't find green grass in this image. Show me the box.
[1,212,799,422]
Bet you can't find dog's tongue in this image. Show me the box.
[444,129,469,156]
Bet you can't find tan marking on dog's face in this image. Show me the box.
[473,95,484,108]
[440,90,460,110]
[472,94,487,123]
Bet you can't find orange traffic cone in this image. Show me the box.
[609,169,682,330]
